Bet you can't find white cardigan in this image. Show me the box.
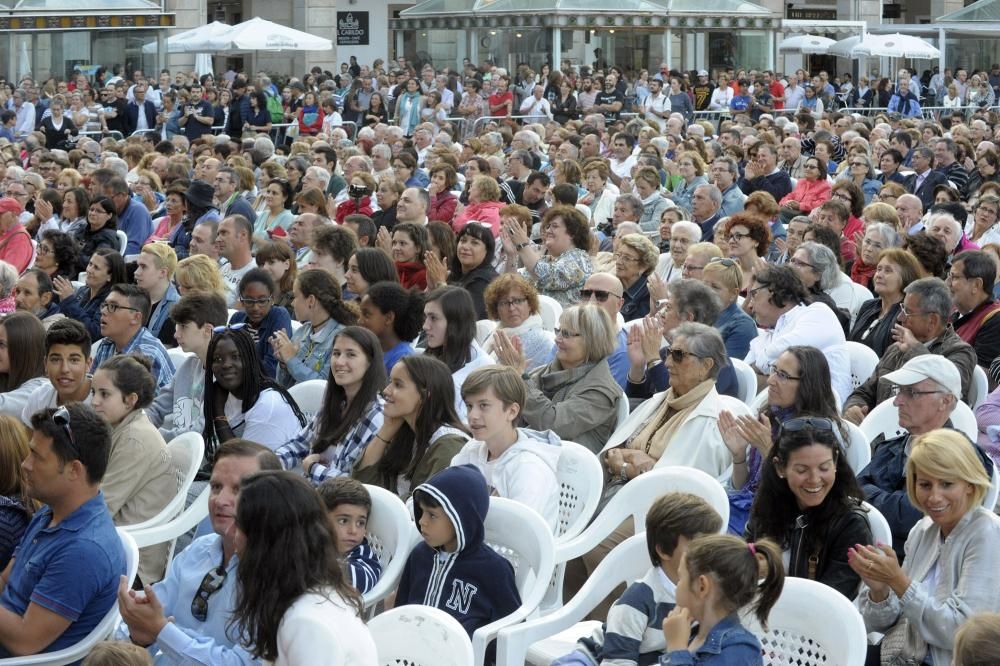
[599,386,752,481]
[267,591,377,666]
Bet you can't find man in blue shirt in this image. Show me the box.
[116,440,282,664]
[104,176,153,255]
[90,284,175,389]
[0,403,124,657]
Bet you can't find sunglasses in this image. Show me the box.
[190,565,228,622]
[213,323,247,334]
[581,288,621,302]
[52,405,80,456]
[662,345,701,363]
[778,416,836,435]
[708,257,738,267]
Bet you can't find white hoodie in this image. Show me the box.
[451,428,562,532]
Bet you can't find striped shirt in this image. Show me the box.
[346,538,382,595]
[275,397,384,484]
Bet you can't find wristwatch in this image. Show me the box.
[516,241,532,251]
[619,462,630,483]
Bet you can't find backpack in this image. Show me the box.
[265,91,284,123]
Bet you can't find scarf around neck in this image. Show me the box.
[399,91,422,131]
[482,314,543,356]
[628,378,714,460]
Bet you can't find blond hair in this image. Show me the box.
[906,429,990,511]
[140,242,178,279]
[954,612,1000,666]
[559,304,616,362]
[175,254,227,299]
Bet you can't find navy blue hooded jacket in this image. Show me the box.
[396,465,521,637]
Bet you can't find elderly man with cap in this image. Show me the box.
[0,197,33,273]
[844,277,977,426]
[855,354,993,558]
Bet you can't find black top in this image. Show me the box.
[849,298,901,357]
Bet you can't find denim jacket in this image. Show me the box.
[658,614,761,665]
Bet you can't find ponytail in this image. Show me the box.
[683,535,785,630]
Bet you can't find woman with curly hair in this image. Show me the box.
[723,213,772,293]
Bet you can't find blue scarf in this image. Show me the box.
[301,104,319,127]
[398,91,422,133]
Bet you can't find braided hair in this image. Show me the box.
[202,326,306,464]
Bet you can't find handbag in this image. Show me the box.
[878,617,927,666]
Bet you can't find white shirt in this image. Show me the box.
[21,381,93,428]
[135,101,150,131]
[269,590,377,666]
[709,86,733,110]
[745,302,852,403]
[642,92,671,131]
[220,259,254,307]
[610,154,637,181]
[14,102,35,137]
[224,389,303,450]
[784,84,805,109]
[518,96,552,122]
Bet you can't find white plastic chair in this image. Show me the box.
[291,319,303,334]
[844,341,879,389]
[476,319,498,346]
[370,606,474,666]
[731,358,758,406]
[986,462,999,511]
[539,441,604,615]
[861,501,892,549]
[122,432,204,533]
[537,295,562,332]
[166,347,193,371]
[744,578,868,666]
[0,529,140,666]
[615,391,629,429]
[550,467,729,613]
[474,497,556,666]
[129,486,209,565]
[497,533,649,666]
[362,485,421,613]
[116,229,128,254]
[842,421,872,474]
[859,398,978,443]
[970,365,988,410]
[288,378,327,423]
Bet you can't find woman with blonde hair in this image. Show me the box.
[862,202,900,229]
[667,151,708,214]
[451,174,504,235]
[634,166,669,232]
[0,415,33,569]
[175,254,227,299]
[701,257,758,360]
[294,187,327,216]
[854,428,1000,666]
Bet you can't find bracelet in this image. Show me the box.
[733,456,747,465]
[374,433,391,444]
[516,241,531,251]
[214,415,229,422]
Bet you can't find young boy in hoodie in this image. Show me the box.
[317,477,382,594]
[451,366,562,531]
[552,492,723,666]
[397,464,521,644]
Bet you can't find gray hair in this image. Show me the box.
[865,222,902,250]
[695,183,723,207]
[0,261,16,299]
[371,144,392,160]
[103,157,129,179]
[560,304,617,362]
[668,278,723,326]
[305,166,331,188]
[671,220,701,241]
[670,322,728,380]
[616,194,643,218]
[904,277,953,320]
[616,221,642,237]
[712,155,739,177]
[253,135,275,159]
[797,241,840,291]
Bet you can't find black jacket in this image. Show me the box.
[906,169,948,211]
[73,224,120,273]
[849,299,902,357]
[449,263,498,320]
[41,116,78,149]
[738,169,793,202]
[746,500,873,599]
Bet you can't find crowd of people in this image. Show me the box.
[2,52,1000,665]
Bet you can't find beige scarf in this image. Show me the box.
[627,379,714,460]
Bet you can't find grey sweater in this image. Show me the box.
[147,355,206,442]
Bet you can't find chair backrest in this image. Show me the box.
[362,485,420,612]
[474,497,556,665]
[986,461,999,511]
[554,441,603,542]
[750,388,768,413]
[129,485,209,553]
[536,295,562,332]
[861,501,892,548]
[616,391,629,430]
[122,432,204,533]
[166,347,193,371]
[288,378,327,423]
[496,533,650,666]
[859,398,978,443]
[4,530,142,666]
[745,578,868,666]
[844,341,879,389]
[476,319,498,345]
[116,229,128,254]
[369,605,474,666]
[731,358,758,406]
[291,319,303,334]
[842,421,872,474]
[970,365,988,410]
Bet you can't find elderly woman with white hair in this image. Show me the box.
[615,233,660,322]
[0,261,17,314]
[656,220,701,283]
[850,222,903,290]
[492,303,623,453]
[788,241,852,334]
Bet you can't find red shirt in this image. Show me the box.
[0,223,33,274]
[488,91,513,117]
[769,80,785,109]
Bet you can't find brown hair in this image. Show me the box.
[484,273,540,320]
[645,492,722,566]
[684,534,784,629]
[541,205,591,251]
[317,476,372,514]
[723,213,772,257]
[255,239,298,296]
[954,612,1000,666]
[0,416,34,518]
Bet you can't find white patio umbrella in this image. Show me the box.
[778,34,835,55]
[142,21,231,54]
[184,16,333,53]
[827,34,865,58]
[828,33,940,60]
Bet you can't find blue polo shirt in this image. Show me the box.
[117,198,154,255]
[0,492,125,658]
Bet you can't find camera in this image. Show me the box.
[349,184,370,199]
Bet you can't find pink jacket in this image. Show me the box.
[452,200,504,236]
[780,177,831,213]
[429,191,458,225]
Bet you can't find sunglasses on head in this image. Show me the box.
[212,322,247,334]
[52,405,80,457]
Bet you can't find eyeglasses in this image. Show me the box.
[789,257,817,270]
[663,345,701,363]
[190,565,228,622]
[861,238,884,249]
[771,367,802,382]
[496,297,528,309]
[580,288,622,302]
[889,385,947,399]
[945,272,966,282]
[707,257,738,268]
[36,244,52,255]
[727,231,750,242]
[803,163,820,170]
[613,253,640,264]
[239,296,272,306]
[850,162,868,168]
[212,322,247,334]
[778,416,835,436]
[898,304,931,319]
[554,328,582,340]
[682,263,705,273]
[747,284,768,299]
[52,405,80,457]
[100,301,141,314]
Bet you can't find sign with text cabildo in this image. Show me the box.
[337,12,369,46]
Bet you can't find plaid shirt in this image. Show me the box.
[275,396,384,484]
[90,327,175,389]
